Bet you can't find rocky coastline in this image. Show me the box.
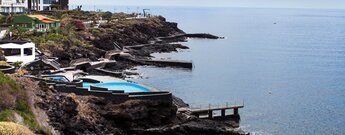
[1,11,248,135]
[33,80,247,135]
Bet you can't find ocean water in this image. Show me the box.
[89,6,345,135]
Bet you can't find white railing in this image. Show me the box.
[1,2,26,6]
[190,101,245,110]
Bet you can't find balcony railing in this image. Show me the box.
[1,2,26,6]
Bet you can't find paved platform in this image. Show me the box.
[55,70,125,82]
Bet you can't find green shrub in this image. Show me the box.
[12,61,23,68]
[16,110,39,130]
[102,11,113,20]
[105,28,114,32]
[91,28,101,34]
[46,33,65,42]
[9,26,31,40]
[0,16,7,24]
[0,90,16,110]
[0,73,18,113]
[31,37,47,49]
[0,72,17,91]
[0,110,15,121]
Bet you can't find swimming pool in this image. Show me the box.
[45,76,69,82]
[83,82,152,93]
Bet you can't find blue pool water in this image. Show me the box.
[83,82,152,93]
[82,82,94,88]
[46,76,69,82]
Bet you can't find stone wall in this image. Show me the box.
[53,82,172,104]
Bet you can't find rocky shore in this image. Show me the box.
[1,11,248,135]
[4,75,248,135]
[38,15,220,67]
[33,81,247,135]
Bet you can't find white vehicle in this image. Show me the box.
[0,40,36,65]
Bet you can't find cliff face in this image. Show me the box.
[34,82,247,135]
[36,83,174,134]
[0,75,52,134]
[35,82,177,134]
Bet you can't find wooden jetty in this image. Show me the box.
[190,104,244,119]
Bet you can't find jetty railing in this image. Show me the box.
[189,102,244,119]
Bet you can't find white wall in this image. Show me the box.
[0,0,27,13]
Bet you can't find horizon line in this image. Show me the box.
[69,4,345,11]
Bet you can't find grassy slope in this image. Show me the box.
[0,72,48,134]
[0,122,34,135]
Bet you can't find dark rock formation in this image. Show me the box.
[44,41,105,67]
[185,33,222,39]
[172,95,189,108]
[43,16,222,68]
[34,82,248,135]
[128,43,189,58]
[90,16,185,50]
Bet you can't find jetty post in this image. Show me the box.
[221,109,226,117]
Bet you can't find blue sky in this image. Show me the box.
[70,0,345,9]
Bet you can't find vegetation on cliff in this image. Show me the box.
[0,122,34,135]
[0,73,50,134]
[8,11,184,66]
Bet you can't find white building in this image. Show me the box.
[0,40,36,64]
[0,0,27,13]
[29,0,58,11]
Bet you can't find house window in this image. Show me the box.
[3,49,21,56]
[43,0,56,4]
[24,48,33,56]
[43,6,50,10]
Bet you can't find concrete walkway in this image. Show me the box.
[55,70,125,83]
[83,75,126,83]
